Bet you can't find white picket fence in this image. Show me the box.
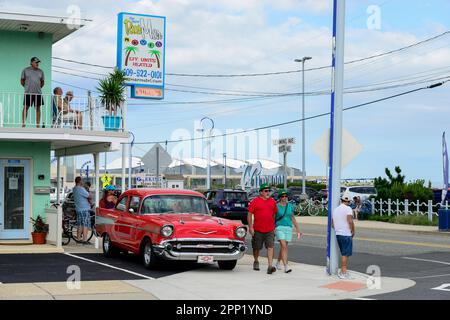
[370,199,447,222]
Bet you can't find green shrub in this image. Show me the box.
[367,214,437,226]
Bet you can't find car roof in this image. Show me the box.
[121,188,205,198]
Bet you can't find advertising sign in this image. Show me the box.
[131,85,164,99]
[117,12,166,91]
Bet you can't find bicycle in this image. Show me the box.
[294,199,326,216]
[62,211,97,245]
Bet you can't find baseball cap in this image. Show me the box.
[259,183,270,192]
[30,57,41,63]
[341,196,351,202]
[278,189,288,197]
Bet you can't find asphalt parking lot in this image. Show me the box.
[0,252,200,284]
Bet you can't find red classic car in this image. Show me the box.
[95,189,247,270]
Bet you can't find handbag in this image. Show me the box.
[276,203,289,222]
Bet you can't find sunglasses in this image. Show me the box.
[262,189,270,193]
[280,195,288,198]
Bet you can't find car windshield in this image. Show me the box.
[224,192,247,201]
[141,195,209,215]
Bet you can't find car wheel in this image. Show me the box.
[142,238,159,269]
[218,260,237,270]
[102,233,118,258]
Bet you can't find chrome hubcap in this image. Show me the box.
[144,244,151,264]
[104,235,110,252]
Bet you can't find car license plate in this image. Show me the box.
[234,203,243,207]
[197,255,214,264]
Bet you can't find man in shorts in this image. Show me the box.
[73,176,92,244]
[332,196,355,279]
[21,57,45,127]
[247,183,278,274]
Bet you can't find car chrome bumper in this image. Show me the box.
[153,238,247,261]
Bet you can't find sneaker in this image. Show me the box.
[275,261,282,270]
[253,261,260,271]
[338,271,347,279]
[267,266,276,274]
[284,265,292,273]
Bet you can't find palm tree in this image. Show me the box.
[96,69,126,116]
[149,50,161,68]
[124,46,138,66]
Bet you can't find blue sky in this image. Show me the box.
[2,0,450,186]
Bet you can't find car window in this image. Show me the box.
[141,195,209,214]
[129,196,141,213]
[224,192,247,201]
[207,191,216,200]
[116,196,128,212]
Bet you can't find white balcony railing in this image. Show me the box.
[0,92,125,132]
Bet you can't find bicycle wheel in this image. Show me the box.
[71,225,94,243]
[62,230,71,246]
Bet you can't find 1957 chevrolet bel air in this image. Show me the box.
[95,189,247,270]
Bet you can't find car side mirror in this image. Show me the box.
[129,208,135,214]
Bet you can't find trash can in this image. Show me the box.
[438,209,450,232]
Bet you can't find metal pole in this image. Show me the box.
[121,88,128,191]
[326,0,346,276]
[283,151,288,189]
[302,59,306,195]
[207,136,211,189]
[56,157,61,204]
[156,145,160,188]
[128,132,134,190]
[223,153,227,187]
[94,153,100,207]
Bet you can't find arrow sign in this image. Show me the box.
[432,284,450,292]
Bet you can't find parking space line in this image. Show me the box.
[402,257,450,266]
[302,233,450,249]
[63,253,155,280]
[410,274,450,280]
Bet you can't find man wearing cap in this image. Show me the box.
[21,57,45,127]
[247,183,278,274]
[332,196,355,279]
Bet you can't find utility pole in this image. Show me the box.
[156,145,160,188]
[327,0,346,276]
[294,56,312,197]
[223,153,227,188]
[128,131,135,190]
[199,117,214,190]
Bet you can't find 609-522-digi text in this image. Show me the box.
[176,304,273,318]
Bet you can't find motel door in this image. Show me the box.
[0,159,30,240]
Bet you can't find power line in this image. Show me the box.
[128,80,448,145]
[52,30,450,77]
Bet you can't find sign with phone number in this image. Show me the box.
[117,12,166,90]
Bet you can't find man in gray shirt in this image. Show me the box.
[21,57,45,127]
[73,176,92,243]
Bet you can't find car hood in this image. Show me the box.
[154,213,243,239]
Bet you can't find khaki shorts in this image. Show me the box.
[252,231,275,250]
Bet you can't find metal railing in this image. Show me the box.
[370,198,447,222]
[0,92,125,132]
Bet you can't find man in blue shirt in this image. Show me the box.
[73,176,92,243]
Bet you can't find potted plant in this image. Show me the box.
[97,69,126,131]
[31,215,49,244]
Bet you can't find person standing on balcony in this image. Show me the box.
[247,183,278,275]
[21,57,45,127]
[62,91,83,129]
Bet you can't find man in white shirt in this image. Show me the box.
[332,196,355,279]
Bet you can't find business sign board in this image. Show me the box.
[131,85,164,99]
[117,12,166,98]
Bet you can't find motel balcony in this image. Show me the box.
[0,92,129,157]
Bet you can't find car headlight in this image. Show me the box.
[160,225,174,237]
[235,227,247,238]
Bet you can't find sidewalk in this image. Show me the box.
[295,216,449,236]
[0,251,415,300]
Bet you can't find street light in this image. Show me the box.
[199,117,214,190]
[294,56,312,197]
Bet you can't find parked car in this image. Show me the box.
[205,189,249,224]
[95,189,247,270]
[341,186,377,201]
[288,187,321,203]
[432,188,450,204]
